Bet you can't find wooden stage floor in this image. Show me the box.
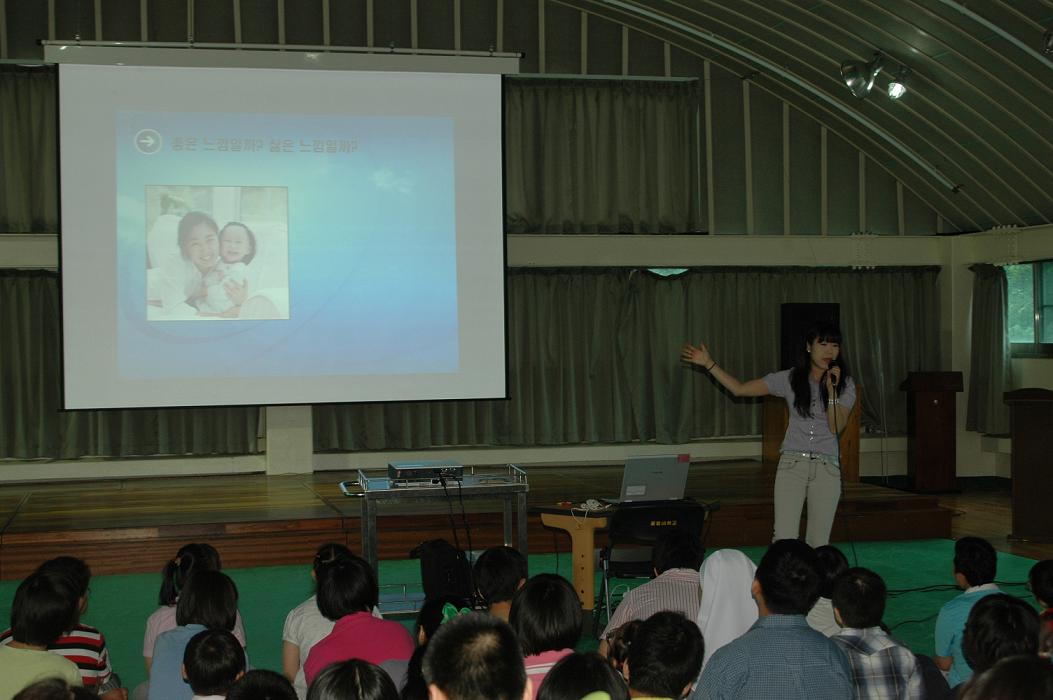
[0,460,953,580]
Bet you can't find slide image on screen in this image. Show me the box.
[145,185,290,322]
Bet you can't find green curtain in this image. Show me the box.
[966,263,1011,435]
[0,271,260,459]
[314,266,942,451]
[0,66,58,233]
[504,77,701,234]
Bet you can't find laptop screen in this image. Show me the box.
[618,454,691,502]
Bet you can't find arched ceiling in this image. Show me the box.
[554,0,1053,233]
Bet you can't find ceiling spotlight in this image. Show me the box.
[841,53,884,99]
[1044,30,1053,55]
[888,66,911,100]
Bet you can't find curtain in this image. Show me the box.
[314,266,942,451]
[0,66,58,233]
[504,78,701,234]
[966,264,1011,435]
[0,271,260,459]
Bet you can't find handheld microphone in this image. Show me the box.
[828,359,840,386]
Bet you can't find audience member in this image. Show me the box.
[957,654,1053,700]
[695,549,758,671]
[144,544,246,673]
[603,620,641,677]
[0,571,82,698]
[302,555,414,687]
[12,679,95,700]
[307,659,399,700]
[282,543,353,699]
[509,574,583,698]
[960,594,1039,679]
[1030,559,1053,646]
[148,570,242,700]
[422,612,529,700]
[692,539,852,700]
[600,530,704,655]
[401,597,473,700]
[807,545,848,637]
[184,629,246,699]
[537,652,628,700]
[226,670,296,700]
[933,536,1001,686]
[830,567,923,700]
[0,557,124,699]
[473,547,528,622]
[624,611,703,700]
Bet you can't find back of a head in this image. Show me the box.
[953,537,997,587]
[11,571,79,646]
[537,652,629,700]
[813,545,849,599]
[13,679,96,700]
[755,539,821,615]
[307,659,399,700]
[509,574,582,656]
[958,654,1053,700]
[962,594,1040,674]
[830,567,886,629]
[227,670,297,700]
[314,543,353,573]
[160,542,223,606]
[316,554,379,621]
[652,529,705,574]
[473,547,528,605]
[626,612,703,699]
[184,628,246,696]
[415,596,474,643]
[605,619,642,669]
[422,612,526,700]
[35,557,91,600]
[175,569,238,630]
[1030,559,1053,607]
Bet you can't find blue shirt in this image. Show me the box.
[763,369,856,458]
[934,584,1000,687]
[691,614,853,700]
[148,624,249,700]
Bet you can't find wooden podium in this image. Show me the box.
[1004,389,1053,542]
[761,388,861,482]
[902,372,963,493]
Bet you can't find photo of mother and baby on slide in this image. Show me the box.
[145,186,290,321]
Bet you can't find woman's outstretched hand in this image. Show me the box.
[680,341,713,368]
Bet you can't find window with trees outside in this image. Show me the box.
[1006,260,1053,357]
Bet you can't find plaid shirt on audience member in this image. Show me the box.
[832,627,924,700]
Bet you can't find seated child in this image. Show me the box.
[1029,559,1053,644]
[961,594,1039,680]
[226,671,296,700]
[537,652,629,700]
[0,571,82,698]
[199,223,256,315]
[183,629,246,700]
[934,537,1001,686]
[509,574,583,699]
[604,620,641,678]
[13,679,95,700]
[307,659,399,700]
[623,612,703,700]
[830,567,923,699]
[149,570,243,700]
[807,545,848,637]
[144,543,246,674]
[0,557,123,699]
[473,546,528,622]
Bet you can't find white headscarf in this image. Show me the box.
[696,549,759,670]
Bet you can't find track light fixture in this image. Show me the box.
[888,66,911,100]
[841,53,884,99]
[1044,29,1053,55]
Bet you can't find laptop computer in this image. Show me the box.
[609,453,691,503]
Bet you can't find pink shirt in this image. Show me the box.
[303,612,415,686]
[524,648,574,700]
[142,605,246,657]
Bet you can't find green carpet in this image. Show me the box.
[0,540,1040,689]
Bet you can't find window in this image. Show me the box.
[1006,260,1053,356]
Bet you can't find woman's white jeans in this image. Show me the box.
[773,452,842,547]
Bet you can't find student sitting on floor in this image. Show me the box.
[422,613,530,700]
[807,545,848,638]
[12,679,94,700]
[148,570,244,700]
[960,593,1040,690]
[623,611,704,700]
[958,654,1053,700]
[226,671,296,700]
[307,659,399,700]
[183,629,246,700]
[144,544,246,675]
[0,571,82,699]
[933,536,1001,687]
[1029,559,1053,644]
[536,652,629,700]
[509,574,583,699]
[400,596,474,700]
[473,546,528,622]
[0,557,124,699]
[830,567,923,700]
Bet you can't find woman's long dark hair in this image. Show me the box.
[159,543,223,606]
[788,323,850,418]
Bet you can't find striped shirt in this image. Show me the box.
[602,568,701,638]
[0,623,115,692]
